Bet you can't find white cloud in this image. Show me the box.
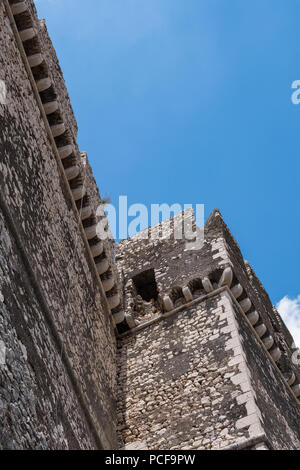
[276,295,300,348]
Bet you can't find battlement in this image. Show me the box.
[0,0,121,449]
[1,0,123,326]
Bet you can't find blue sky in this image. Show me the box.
[36,0,300,341]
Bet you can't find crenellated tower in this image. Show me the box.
[115,209,300,450]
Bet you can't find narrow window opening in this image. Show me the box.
[132,269,158,302]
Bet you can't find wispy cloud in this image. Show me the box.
[276,295,300,348]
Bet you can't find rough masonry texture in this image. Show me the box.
[0,0,299,450]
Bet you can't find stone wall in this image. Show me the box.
[116,209,300,450]
[117,210,222,296]
[235,299,300,449]
[117,291,257,450]
[210,210,300,388]
[0,208,98,449]
[0,0,117,449]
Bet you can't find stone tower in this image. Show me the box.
[0,0,299,450]
[115,210,300,450]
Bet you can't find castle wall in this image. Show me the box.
[210,211,300,388]
[117,291,259,450]
[116,210,300,450]
[0,1,117,449]
[0,209,98,449]
[235,300,300,449]
[117,210,223,295]
[37,17,79,141]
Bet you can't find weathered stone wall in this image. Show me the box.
[235,300,300,449]
[117,210,223,296]
[117,292,257,450]
[0,209,98,449]
[116,209,232,331]
[0,0,117,449]
[116,209,300,450]
[210,210,300,387]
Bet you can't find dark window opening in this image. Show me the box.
[132,269,158,302]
